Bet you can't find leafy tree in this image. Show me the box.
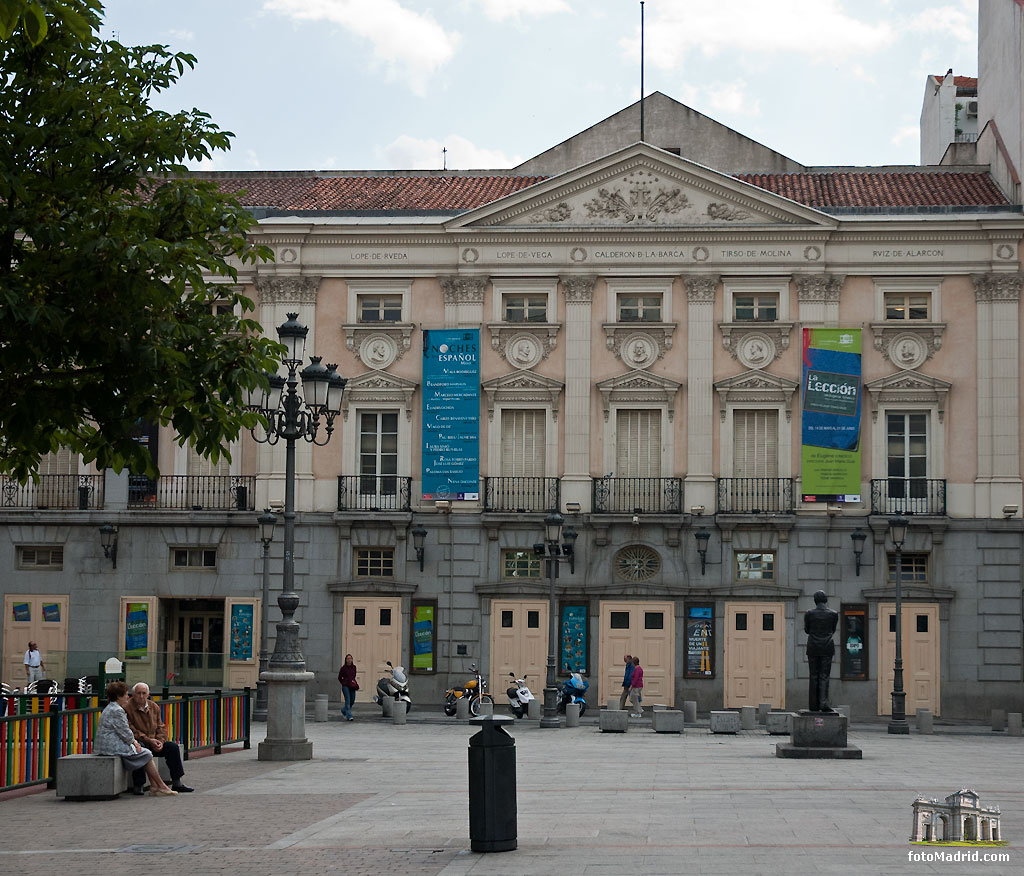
[0,0,281,480]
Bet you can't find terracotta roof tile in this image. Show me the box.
[201,169,1009,214]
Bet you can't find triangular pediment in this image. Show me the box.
[481,369,564,420]
[341,370,418,418]
[482,370,565,393]
[595,369,683,421]
[714,370,800,420]
[449,143,834,230]
[864,370,952,422]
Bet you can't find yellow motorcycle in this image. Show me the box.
[443,663,493,716]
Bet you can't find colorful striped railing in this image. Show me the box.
[0,689,250,793]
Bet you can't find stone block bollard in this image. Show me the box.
[392,700,407,725]
[381,695,393,718]
[599,709,628,732]
[478,699,494,716]
[1008,713,1023,737]
[916,708,933,735]
[757,703,771,725]
[652,709,684,733]
[527,699,541,720]
[710,711,740,734]
[992,709,1007,732]
[565,702,580,727]
[765,712,792,735]
[607,697,621,710]
[683,701,697,724]
[739,706,756,730]
[456,696,470,720]
[314,694,329,722]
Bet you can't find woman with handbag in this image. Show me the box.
[338,653,359,721]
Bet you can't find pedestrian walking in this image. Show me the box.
[24,641,45,685]
[629,656,644,717]
[618,654,633,710]
[338,653,358,721]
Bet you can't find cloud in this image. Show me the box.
[906,1,974,38]
[380,134,520,169]
[890,125,919,148]
[471,0,572,22]
[706,81,760,116]
[262,0,460,96]
[168,28,195,43]
[620,0,895,68]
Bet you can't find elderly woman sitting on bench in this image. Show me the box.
[95,681,177,797]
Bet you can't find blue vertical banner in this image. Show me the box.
[422,329,480,501]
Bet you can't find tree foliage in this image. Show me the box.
[0,1,282,480]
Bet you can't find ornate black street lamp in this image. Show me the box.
[534,512,578,728]
[245,313,346,759]
[252,508,277,722]
[888,515,910,735]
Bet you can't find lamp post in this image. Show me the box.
[99,523,118,568]
[245,312,346,760]
[850,528,867,576]
[888,515,910,735]
[411,524,427,572]
[535,512,578,728]
[694,527,710,575]
[252,508,277,722]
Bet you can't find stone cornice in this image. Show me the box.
[440,275,488,304]
[972,272,1023,301]
[253,275,321,305]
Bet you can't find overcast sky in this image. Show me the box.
[101,0,979,172]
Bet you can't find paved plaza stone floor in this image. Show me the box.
[2,707,1022,876]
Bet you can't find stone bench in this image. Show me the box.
[56,754,131,800]
[710,710,740,734]
[766,712,794,735]
[599,709,628,732]
[651,709,684,733]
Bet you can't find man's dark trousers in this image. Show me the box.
[807,645,834,712]
[133,740,184,788]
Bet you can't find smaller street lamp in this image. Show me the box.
[850,528,867,576]
[536,512,579,728]
[411,524,428,572]
[694,528,710,575]
[888,515,910,735]
[253,508,277,722]
[99,523,118,569]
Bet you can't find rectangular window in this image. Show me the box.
[172,548,216,569]
[359,294,403,322]
[733,410,778,479]
[735,612,748,631]
[527,610,540,629]
[734,294,777,322]
[616,409,662,477]
[735,552,775,581]
[501,409,545,478]
[501,610,514,628]
[359,412,399,497]
[354,608,366,625]
[644,611,664,630]
[617,294,661,322]
[17,547,64,570]
[885,292,930,321]
[609,611,630,629]
[887,552,928,584]
[887,412,928,501]
[502,549,541,579]
[503,295,547,323]
[379,608,392,626]
[355,548,394,578]
[762,612,775,631]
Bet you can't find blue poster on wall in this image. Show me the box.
[230,604,254,661]
[560,605,587,674]
[422,329,480,501]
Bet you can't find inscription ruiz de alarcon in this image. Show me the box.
[871,248,945,258]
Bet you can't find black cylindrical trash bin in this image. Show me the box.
[467,714,517,852]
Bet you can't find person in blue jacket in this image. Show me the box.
[618,654,634,710]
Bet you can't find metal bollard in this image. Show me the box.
[314,694,329,722]
[468,715,517,853]
[565,702,580,727]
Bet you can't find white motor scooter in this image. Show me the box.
[373,660,412,713]
[505,671,535,718]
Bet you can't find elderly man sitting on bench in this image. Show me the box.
[125,682,194,794]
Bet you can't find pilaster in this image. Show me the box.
[795,274,843,326]
[440,275,488,328]
[685,275,719,510]
[560,274,596,510]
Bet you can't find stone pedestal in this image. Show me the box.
[258,669,314,761]
[776,710,862,759]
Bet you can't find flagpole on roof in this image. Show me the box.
[640,1,645,142]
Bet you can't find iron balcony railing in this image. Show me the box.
[484,477,560,512]
[871,478,946,515]
[0,474,104,510]
[127,475,256,511]
[337,475,412,511]
[592,476,683,514]
[717,478,795,513]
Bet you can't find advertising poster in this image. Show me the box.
[685,604,714,677]
[42,602,61,622]
[230,604,254,661]
[801,328,863,502]
[560,605,587,673]
[12,602,30,622]
[411,603,435,672]
[840,604,868,680]
[124,602,149,658]
[422,329,480,501]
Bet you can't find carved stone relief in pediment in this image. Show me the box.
[481,370,564,421]
[340,371,419,421]
[713,371,799,421]
[864,371,952,422]
[595,370,683,421]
